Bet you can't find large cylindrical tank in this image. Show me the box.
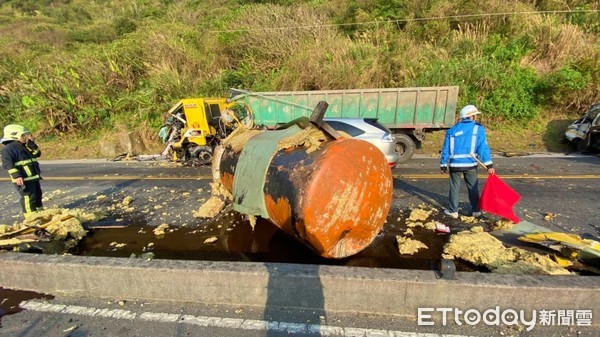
[214,126,393,258]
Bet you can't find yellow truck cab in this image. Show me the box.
[160,97,252,164]
[161,98,228,163]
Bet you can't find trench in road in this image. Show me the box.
[69,210,479,271]
[18,207,599,274]
[6,171,600,274]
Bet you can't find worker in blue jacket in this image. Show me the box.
[440,105,495,218]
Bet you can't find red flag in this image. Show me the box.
[479,174,521,223]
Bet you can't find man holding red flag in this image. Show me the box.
[440,105,495,218]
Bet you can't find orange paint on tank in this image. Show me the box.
[220,173,235,191]
[264,195,292,232]
[300,139,393,258]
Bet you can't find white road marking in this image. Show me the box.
[20,300,472,337]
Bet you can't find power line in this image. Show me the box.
[210,9,599,33]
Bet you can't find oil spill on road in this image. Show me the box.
[75,210,476,271]
[0,287,54,326]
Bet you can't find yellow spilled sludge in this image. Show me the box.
[0,208,107,252]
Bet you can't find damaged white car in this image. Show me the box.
[565,102,600,152]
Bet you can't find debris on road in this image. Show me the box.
[407,206,434,222]
[62,325,78,333]
[203,236,218,244]
[0,208,107,252]
[443,227,571,275]
[459,215,479,224]
[396,235,428,255]
[405,206,446,231]
[519,232,600,268]
[153,223,169,237]
[41,189,66,202]
[193,182,230,219]
[0,237,36,247]
[122,196,133,206]
[193,201,221,219]
[407,220,437,231]
[489,219,514,231]
[544,212,558,221]
[434,222,451,234]
[109,242,127,249]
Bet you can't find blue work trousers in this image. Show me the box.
[448,168,480,214]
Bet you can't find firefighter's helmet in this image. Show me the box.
[1,124,29,143]
[459,105,482,119]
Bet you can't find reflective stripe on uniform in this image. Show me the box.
[10,176,37,183]
[470,125,479,154]
[24,195,33,214]
[23,166,32,177]
[452,154,473,158]
[449,137,455,158]
[14,159,33,167]
[449,162,478,167]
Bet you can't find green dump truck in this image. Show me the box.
[230,87,459,163]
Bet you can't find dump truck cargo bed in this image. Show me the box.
[231,86,459,130]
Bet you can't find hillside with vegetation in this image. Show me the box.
[0,0,598,157]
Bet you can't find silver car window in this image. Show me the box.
[326,121,365,137]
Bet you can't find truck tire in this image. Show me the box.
[395,134,415,164]
[190,146,213,165]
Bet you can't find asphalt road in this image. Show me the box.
[0,153,598,268]
[1,153,598,235]
[2,293,599,337]
[1,153,599,337]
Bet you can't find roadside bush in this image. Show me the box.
[113,17,137,36]
[536,63,594,109]
[66,24,116,44]
[0,0,598,140]
[414,34,540,122]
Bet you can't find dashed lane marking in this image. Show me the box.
[20,300,472,337]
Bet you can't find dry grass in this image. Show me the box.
[0,19,66,55]
[221,4,338,73]
[38,136,103,159]
[270,34,384,90]
[38,122,164,159]
[522,21,597,74]
[142,26,222,84]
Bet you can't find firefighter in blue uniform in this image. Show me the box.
[1,124,43,217]
[440,105,495,218]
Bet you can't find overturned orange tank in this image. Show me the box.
[213,123,393,259]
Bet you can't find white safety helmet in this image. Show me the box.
[1,124,29,143]
[459,105,482,119]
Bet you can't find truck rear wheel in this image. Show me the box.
[395,134,415,164]
[190,146,213,165]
